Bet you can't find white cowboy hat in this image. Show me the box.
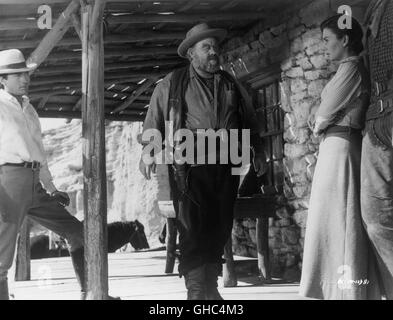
[0,49,37,75]
[177,23,227,58]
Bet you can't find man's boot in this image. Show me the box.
[184,266,206,300]
[205,263,223,300]
[0,279,9,300]
[69,247,120,300]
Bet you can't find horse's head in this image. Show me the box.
[129,220,149,250]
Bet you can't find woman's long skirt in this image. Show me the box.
[299,132,381,300]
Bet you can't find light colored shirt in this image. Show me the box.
[314,56,369,134]
[0,89,57,193]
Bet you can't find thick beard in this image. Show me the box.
[194,55,220,74]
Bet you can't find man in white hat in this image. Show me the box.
[0,49,116,300]
[139,23,267,299]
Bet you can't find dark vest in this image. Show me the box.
[365,0,393,149]
[166,66,243,199]
[167,65,242,133]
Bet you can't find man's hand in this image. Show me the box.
[51,190,70,207]
[253,152,268,177]
[139,156,156,180]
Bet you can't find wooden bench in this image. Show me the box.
[162,194,276,286]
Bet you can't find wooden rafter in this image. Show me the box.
[43,46,178,62]
[29,88,80,98]
[39,100,148,110]
[37,110,145,122]
[221,0,241,10]
[71,12,82,41]
[31,70,165,86]
[72,96,82,111]
[105,12,266,25]
[35,58,184,75]
[154,0,202,30]
[112,77,158,114]
[37,95,50,110]
[178,0,203,12]
[113,1,152,33]
[26,0,80,70]
[0,0,232,4]
[29,76,148,92]
[0,19,38,31]
[0,32,185,50]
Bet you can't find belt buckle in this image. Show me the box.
[379,99,384,113]
[31,161,40,170]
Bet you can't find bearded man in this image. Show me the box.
[139,23,267,300]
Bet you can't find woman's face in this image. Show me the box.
[322,28,348,61]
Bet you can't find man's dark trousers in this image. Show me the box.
[176,164,239,276]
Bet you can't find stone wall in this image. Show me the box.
[221,0,365,280]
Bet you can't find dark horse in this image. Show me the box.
[30,220,150,259]
[107,220,149,252]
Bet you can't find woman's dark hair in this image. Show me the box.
[320,14,364,55]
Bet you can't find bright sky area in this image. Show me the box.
[39,118,67,132]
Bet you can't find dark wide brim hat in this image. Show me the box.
[177,23,227,58]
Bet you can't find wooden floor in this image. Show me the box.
[9,249,308,300]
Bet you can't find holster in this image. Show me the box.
[365,80,393,149]
[172,163,189,195]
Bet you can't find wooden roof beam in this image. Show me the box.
[221,0,241,10]
[153,0,203,30]
[71,12,82,41]
[112,77,158,114]
[37,109,145,122]
[106,12,266,25]
[44,46,178,62]
[29,75,160,92]
[26,0,81,71]
[30,91,147,103]
[37,95,50,110]
[31,70,165,86]
[29,88,81,98]
[0,19,38,31]
[35,97,148,108]
[72,96,82,111]
[0,0,232,4]
[0,32,185,50]
[113,1,152,33]
[35,58,184,76]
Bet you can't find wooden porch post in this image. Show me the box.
[81,0,108,300]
